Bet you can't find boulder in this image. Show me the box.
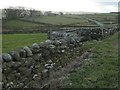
[53,40,62,46]
[15,72,21,79]
[23,46,33,57]
[47,44,56,54]
[12,62,21,70]
[32,43,39,49]
[32,43,40,53]
[39,42,44,48]
[41,49,50,58]
[33,54,42,61]
[47,44,56,49]
[44,40,52,46]
[7,61,15,68]
[59,39,67,46]
[2,53,13,62]
[10,51,20,61]
[44,64,54,69]
[19,49,26,58]
[2,66,11,75]
[51,31,59,40]
[41,69,49,79]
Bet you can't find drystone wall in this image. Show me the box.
[1,27,118,89]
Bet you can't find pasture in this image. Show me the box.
[83,13,118,23]
[2,33,47,53]
[21,15,95,25]
[2,19,44,30]
[2,13,117,33]
[64,13,118,27]
[64,33,118,88]
[2,13,119,88]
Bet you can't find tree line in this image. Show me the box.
[2,6,43,19]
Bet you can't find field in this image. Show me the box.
[2,13,118,53]
[2,19,44,30]
[1,13,119,88]
[64,33,118,88]
[83,13,118,23]
[2,33,47,53]
[2,13,117,34]
[21,15,95,25]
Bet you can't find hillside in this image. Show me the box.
[2,13,117,34]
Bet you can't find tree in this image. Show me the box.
[3,6,43,19]
[3,6,25,19]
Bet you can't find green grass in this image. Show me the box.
[65,33,118,88]
[84,13,118,23]
[21,16,94,25]
[21,14,117,26]
[3,19,44,30]
[2,33,47,53]
[3,14,117,31]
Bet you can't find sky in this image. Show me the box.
[0,0,119,13]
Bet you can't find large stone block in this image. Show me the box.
[32,53,42,61]
[32,43,40,53]
[19,49,27,58]
[41,69,49,80]
[10,51,20,61]
[23,46,33,57]
[2,53,13,62]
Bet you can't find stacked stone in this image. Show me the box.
[2,37,83,89]
[2,27,118,89]
[78,27,118,41]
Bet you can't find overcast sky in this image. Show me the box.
[0,0,119,12]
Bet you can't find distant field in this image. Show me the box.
[20,14,117,26]
[2,19,44,30]
[2,13,117,33]
[83,13,118,23]
[2,33,47,53]
[65,33,118,88]
[21,15,94,25]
